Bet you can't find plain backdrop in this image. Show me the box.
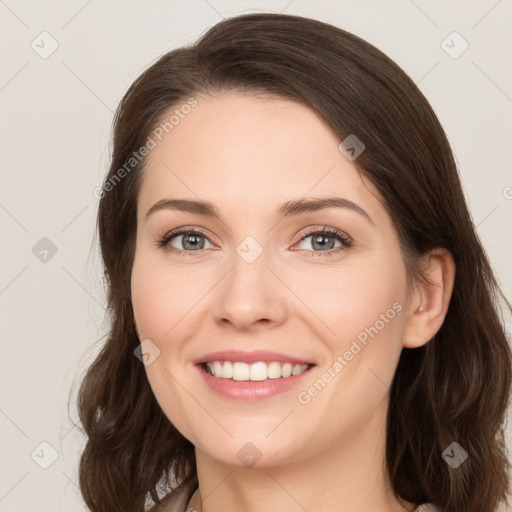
[0,1,511,510]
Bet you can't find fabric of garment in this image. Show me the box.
[413,504,442,512]
[145,475,444,512]
[145,475,198,512]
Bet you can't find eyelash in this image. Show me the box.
[157,226,353,258]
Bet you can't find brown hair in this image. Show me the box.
[75,12,512,512]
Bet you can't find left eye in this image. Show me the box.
[294,229,351,254]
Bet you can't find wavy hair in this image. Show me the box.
[75,13,512,512]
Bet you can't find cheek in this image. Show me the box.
[294,260,407,433]
[298,255,407,349]
[131,255,204,342]
[131,262,163,339]
[131,256,204,441]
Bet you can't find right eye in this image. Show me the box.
[158,228,215,255]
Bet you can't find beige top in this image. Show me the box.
[145,475,443,512]
[414,505,442,512]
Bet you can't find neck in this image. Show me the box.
[190,399,416,512]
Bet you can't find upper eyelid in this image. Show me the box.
[165,226,216,244]
[294,228,351,250]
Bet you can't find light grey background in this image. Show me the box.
[1,1,511,511]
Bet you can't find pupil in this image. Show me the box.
[184,234,203,250]
[313,234,333,251]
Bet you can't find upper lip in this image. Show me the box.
[193,350,315,366]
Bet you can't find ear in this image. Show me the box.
[402,248,456,349]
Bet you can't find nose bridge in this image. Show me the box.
[212,235,286,329]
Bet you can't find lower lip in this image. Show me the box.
[195,363,315,401]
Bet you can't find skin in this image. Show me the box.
[131,92,455,512]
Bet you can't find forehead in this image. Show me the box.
[137,92,382,221]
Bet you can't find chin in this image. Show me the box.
[197,435,306,469]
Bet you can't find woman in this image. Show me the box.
[76,13,511,512]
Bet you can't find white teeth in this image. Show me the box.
[205,361,310,380]
[292,364,305,376]
[249,362,267,381]
[213,361,223,377]
[281,362,293,377]
[267,361,283,379]
[233,362,250,381]
[222,361,233,378]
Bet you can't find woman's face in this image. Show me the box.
[131,92,412,468]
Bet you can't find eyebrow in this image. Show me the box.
[145,197,373,224]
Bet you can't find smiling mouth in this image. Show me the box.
[199,361,315,381]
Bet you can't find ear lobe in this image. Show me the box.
[402,248,456,349]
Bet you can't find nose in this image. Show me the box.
[212,250,288,332]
